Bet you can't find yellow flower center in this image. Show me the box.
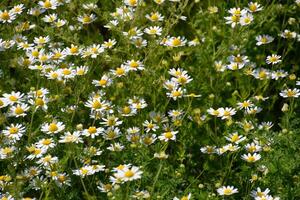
[249,4,257,12]
[231,134,239,142]
[122,106,131,114]
[172,38,181,46]
[231,15,240,22]
[128,0,137,6]
[0,99,3,107]
[247,156,256,162]
[51,72,59,79]
[9,95,18,102]
[178,76,187,84]
[35,98,45,106]
[42,139,52,145]
[149,29,157,34]
[88,126,97,134]
[150,14,159,21]
[143,137,153,145]
[116,68,125,75]
[130,61,139,68]
[15,106,24,115]
[44,0,52,9]
[82,16,91,23]
[99,79,107,86]
[248,146,256,153]
[124,170,134,177]
[223,188,233,195]
[9,127,19,134]
[164,131,173,139]
[33,148,42,155]
[2,147,13,154]
[81,168,89,175]
[287,90,296,97]
[62,69,71,75]
[1,11,10,20]
[48,123,58,132]
[261,37,268,43]
[58,175,66,182]
[70,46,78,54]
[172,91,182,97]
[92,100,102,109]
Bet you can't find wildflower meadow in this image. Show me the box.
[0,0,300,199]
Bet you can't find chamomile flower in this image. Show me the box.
[119,105,137,116]
[131,37,147,48]
[144,26,162,36]
[279,29,297,39]
[111,65,129,77]
[124,0,140,7]
[76,66,89,76]
[102,127,122,140]
[77,14,97,24]
[266,54,282,65]
[245,142,262,153]
[141,134,157,145]
[0,98,8,108]
[34,36,50,46]
[82,126,104,138]
[42,13,57,23]
[3,91,24,105]
[171,74,193,85]
[3,124,26,142]
[65,44,81,56]
[11,4,25,15]
[45,70,62,80]
[158,130,178,142]
[10,104,30,117]
[59,131,83,143]
[271,70,288,80]
[167,87,185,100]
[101,115,123,127]
[27,146,47,159]
[107,143,125,152]
[279,88,300,98]
[0,10,16,23]
[247,2,263,12]
[85,97,108,112]
[0,146,15,159]
[146,12,164,22]
[153,0,166,4]
[125,60,145,71]
[41,121,65,134]
[83,3,98,10]
[115,165,143,182]
[173,193,191,200]
[143,120,159,132]
[102,39,116,49]
[128,97,148,110]
[55,18,67,27]
[37,154,58,167]
[242,153,261,163]
[39,0,58,10]
[240,13,253,26]
[218,107,236,120]
[165,36,187,47]
[237,100,254,110]
[255,35,274,46]
[36,138,56,150]
[92,74,112,88]
[217,186,238,196]
[225,132,246,144]
[258,121,274,130]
